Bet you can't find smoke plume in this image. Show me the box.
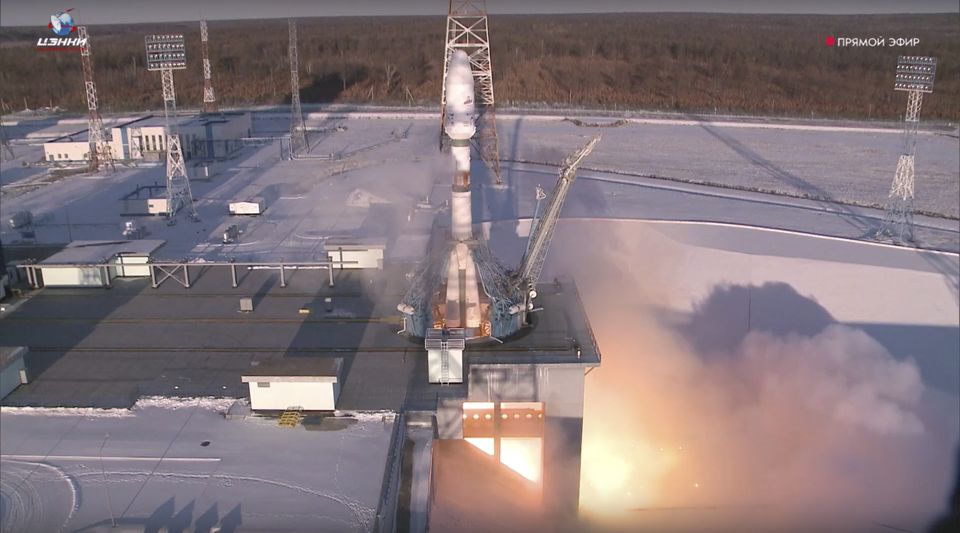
[546,220,958,532]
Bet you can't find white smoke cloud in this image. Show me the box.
[541,220,958,532]
[738,325,925,436]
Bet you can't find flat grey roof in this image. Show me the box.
[241,357,342,382]
[0,263,599,410]
[40,240,166,265]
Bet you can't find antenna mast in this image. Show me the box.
[441,0,503,185]
[200,21,218,113]
[78,26,115,173]
[288,19,308,158]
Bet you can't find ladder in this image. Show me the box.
[439,340,450,385]
[278,406,303,427]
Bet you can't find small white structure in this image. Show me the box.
[229,197,265,216]
[325,239,386,270]
[1,346,29,400]
[37,240,165,287]
[242,358,343,411]
[426,328,465,384]
[147,198,169,215]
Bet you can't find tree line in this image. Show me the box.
[0,13,957,120]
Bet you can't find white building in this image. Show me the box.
[35,240,165,288]
[241,358,344,411]
[43,112,252,164]
[229,197,266,216]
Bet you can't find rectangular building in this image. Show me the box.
[43,112,252,164]
[242,358,344,411]
[36,240,165,288]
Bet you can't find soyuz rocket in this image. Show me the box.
[441,50,483,331]
[397,49,597,342]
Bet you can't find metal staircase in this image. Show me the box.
[278,406,303,427]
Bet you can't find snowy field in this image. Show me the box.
[0,398,395,533]
[1,110,958,258]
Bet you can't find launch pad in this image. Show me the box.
[0,262,599,411]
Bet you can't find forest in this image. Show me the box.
[0,13,957,120]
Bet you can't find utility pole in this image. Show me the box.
[288,19,308,158]
[440,0,503,185]
[200,21,218,114]
[879,56,937,243]
[145,34,199,222]
[78,26,115,173]
[99,433,117,528]
[0,123,14,161]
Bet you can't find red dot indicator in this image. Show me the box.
[825,36,836,47]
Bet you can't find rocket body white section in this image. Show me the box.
[443,50,477,141]
[445,254,462,326]
[444,243,482,329]
[463,249,482,326]
[451,144,471,175]
[451,191,473,240]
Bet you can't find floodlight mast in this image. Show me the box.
[879,56,937,243]
[78,26,115,173]
[440,0,503,185]
[144,34,198,222]
[288,19,309,158]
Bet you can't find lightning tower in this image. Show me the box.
[879,56,937,243]
[440,0,503,185]
[288,19,308,157]
[200,21,218,114]
[145,34,199,222]
[78,26,115,173]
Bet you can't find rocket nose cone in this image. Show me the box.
[447,51,473,86]
[444,50,477,140]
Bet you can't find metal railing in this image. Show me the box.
[17,258,359,290]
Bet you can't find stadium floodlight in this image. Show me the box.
[894,56,937,93]
[143,33,197,222]
[879,55,937,243]
[144,34,187,71]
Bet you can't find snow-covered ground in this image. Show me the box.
[1,110,958,258]
[0,398,395,532]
